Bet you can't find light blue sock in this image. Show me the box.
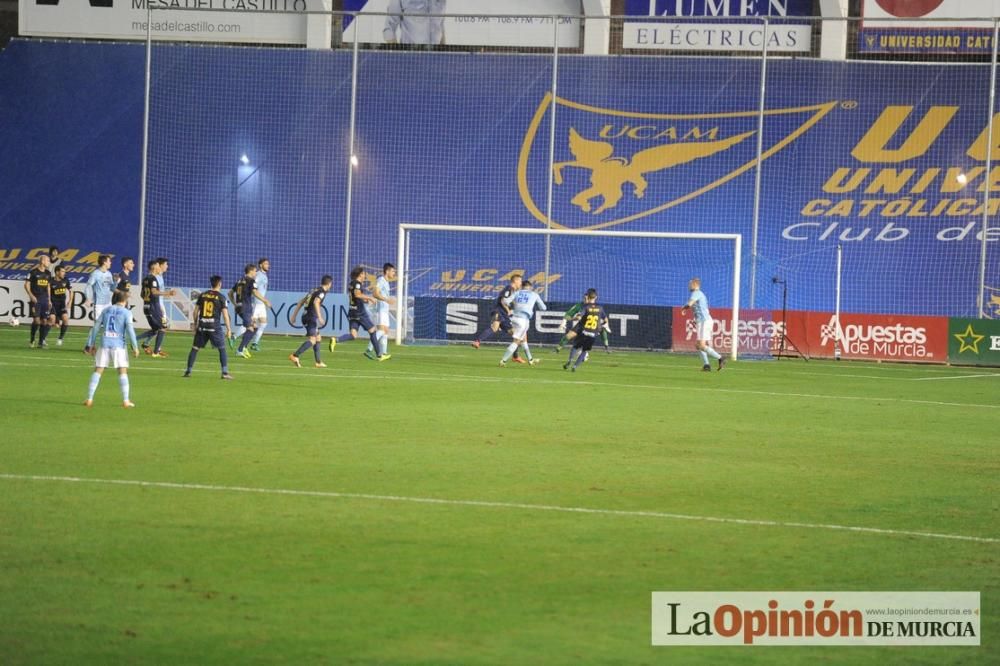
[520,343,533,362]
[699,350,709,365]
[501,342,517,362]
[706,347,722,360]
[119,374,130,402]
[87,372,101,400]
[379,332,388,355]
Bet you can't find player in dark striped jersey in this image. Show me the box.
[328,266,388,360]
[48,264,72,346]
[562,289,607,372]
[183,276,233,379]
[289,275,333,368]
[471,274,523,362]
[25,254,52,348]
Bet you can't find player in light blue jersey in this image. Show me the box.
[250,258,270,351]
[499,279,545,367]
[84,290,140,408]
[681,277,724,372]
[86,254,116,322]
[366,263,396,360]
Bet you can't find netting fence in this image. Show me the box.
[140,8,1000,320]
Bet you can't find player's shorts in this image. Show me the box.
[30,300,51,320]
[252,302,267,322]
[240,305,255,327]
[349,310,374,332]
[232,307,245,326]
[301,315,320,337]
[193,328,225,350]
[490,308,512,331]
[50,304,68,319]
[573,332,596,352]
[94,302,110,322]
[95,346,129,369]
[696,318,714,342]
[510,313,530,340]
[144,307,166,331]
[375,306,390,328]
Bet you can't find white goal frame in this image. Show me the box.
[395,224,743,360]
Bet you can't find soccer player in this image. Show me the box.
[115,256,135,295]
[681,277,725,371]
[25,254,52,348]
[135,260,170,357]
[48,264,72,346]
[235,264,265,359]
[184,276,233,380]
[329,266,388,360]
[289,275,332,368]
[83,290,139,408]
[499,279,545,367]
[47,246,62,274]
[249,258,271,351]
[86,254,116,323]
[555,293,612,354]
[228,273,247,348]
[562,289,607,372]
[471,274,524,362]
[365,263,396,360]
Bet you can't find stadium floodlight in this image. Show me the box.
[240,154,250,165]
[395,223,743,359]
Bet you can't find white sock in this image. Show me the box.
[699,350,709,365]
[252,323,266,344]
[706,347,721,360]
[520,343,532,361]
[378,331,388,355]
[234,325,245,337]
[119,374,130,402]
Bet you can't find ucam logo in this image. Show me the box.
[518,93,838,230]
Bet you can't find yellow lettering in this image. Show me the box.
[471,269,498,281]
[626,125,658,139]
[440,270,466,282]
[801,199,831,215]
[824,200,854,217]
[864,168,915,194]
[851,105,957,163]
[823,168,870,193]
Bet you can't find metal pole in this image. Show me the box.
[835,243,842,360]
[979,19,999,317]
[342,31,360,292]
[395,224,405,345]
[748,17,769,309]
[731,234,742,361]
[543,16,559,297]
[138,4,153,277]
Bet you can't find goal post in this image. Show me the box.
[395,224,743,360]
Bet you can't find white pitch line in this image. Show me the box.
[1,358,998,410]
[1,473,996,545]
[911,374,1000,381]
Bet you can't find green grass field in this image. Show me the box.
[1,325,997,664]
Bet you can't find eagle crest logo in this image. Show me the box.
[517,94,838,230]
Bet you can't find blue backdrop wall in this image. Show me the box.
[1,39,997,317]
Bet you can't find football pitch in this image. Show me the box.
[1,326,997,664]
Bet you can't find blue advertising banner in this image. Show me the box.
[2,39,998,321]
[413,296,673,349]
[623,0,813,17]
[859,0,998,54]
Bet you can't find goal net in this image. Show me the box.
[395,224,744,359]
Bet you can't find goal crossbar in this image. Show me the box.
[395,223,743,359]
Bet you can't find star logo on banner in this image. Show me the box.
[954,324,985,354]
